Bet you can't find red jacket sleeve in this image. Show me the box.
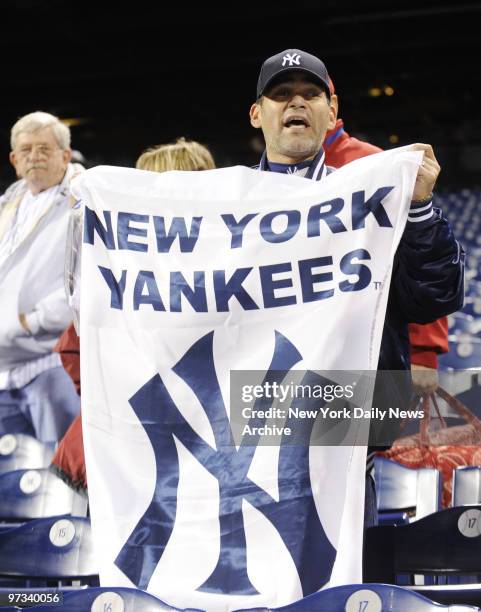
[409,318,449,368]
[51,323,85,490]
[53,323,80,395]
[50,414,87,491]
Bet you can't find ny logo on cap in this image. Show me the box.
[282,52,301,67]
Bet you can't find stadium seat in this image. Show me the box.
[0,434,54,474]
[447,313,478,336]
[233,583,480,610]
[0,586,205,611]
[462,297,481,318]
[452,467,481,506]
[364,505,481,586]
[374,456,441,524]
[439,337,481,370]
[467,282,481,299]
[0,515,98,587]
[0,469,87,522]
[410,585,481,609]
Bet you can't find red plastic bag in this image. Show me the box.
[379,387,481,507]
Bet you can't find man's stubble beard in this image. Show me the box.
[276,134,320,161]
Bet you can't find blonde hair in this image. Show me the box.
[11,111,71,150]
[136,137,215,172]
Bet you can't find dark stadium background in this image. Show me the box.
[1,0,480,188]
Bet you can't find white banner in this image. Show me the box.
[73,147,421,612]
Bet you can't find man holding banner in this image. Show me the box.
[72,50,463,611]
[250,48,464,529]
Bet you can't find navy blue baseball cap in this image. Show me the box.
[256,49,331,100]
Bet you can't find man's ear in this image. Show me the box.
[9,151,21,178]
[62,148,72,165]
[9,151,17,169]
[249,102,262,128]
[328,93,338,130]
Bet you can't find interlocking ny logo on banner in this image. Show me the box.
[115,330,337,595]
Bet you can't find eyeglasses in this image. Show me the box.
[15,144,62,158]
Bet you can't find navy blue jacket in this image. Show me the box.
[255,148,465,372]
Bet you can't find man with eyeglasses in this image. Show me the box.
[0,111,81,443]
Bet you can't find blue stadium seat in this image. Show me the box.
[0,515,98,587]
[2,586,205,611]
[448,313,477,336]
[0,434,54,474]
[374,457,441,524]
[411,585,481,609]
[364,505,481,586]
[233,583,480,610]
[466,282,481,298]
[453,467,481,506]
[462,297,481,318]
[0,469,87,522]
[439,337,481,370]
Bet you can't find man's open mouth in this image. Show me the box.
[283,118,309,128]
